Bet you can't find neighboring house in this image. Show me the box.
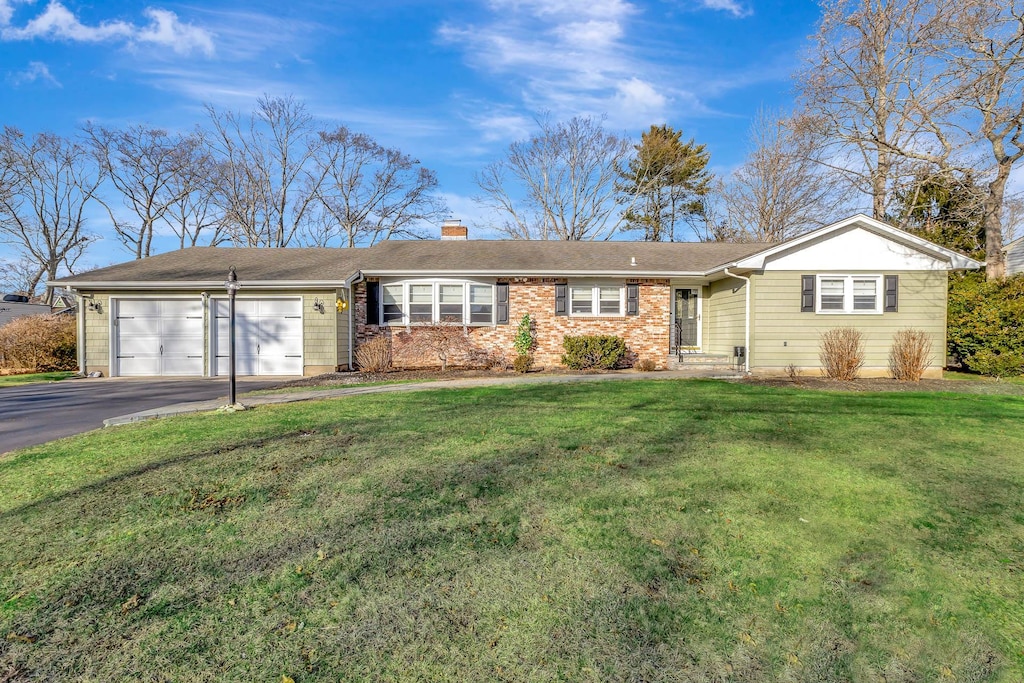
[0,295,53,329]
[51,214,982,379]
[50,291,78,315]
[1005,236,1024,277]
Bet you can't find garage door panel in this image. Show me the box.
[163,356,204,376]
[115,298,204,377]
[118,334,162,356]
[259,299,303,316]
[117,317,163,336]
[214,355,258,376]
[161,336,204,356]
[162,300,204,317]
[163,316,204,337]
[216,321,260,356]
[118,356,161,376]
[212,297,303,376]
[118,300,163,317]
[259,355,302,376]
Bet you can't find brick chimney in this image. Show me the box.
[441,219,468,240]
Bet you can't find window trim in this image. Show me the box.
[568,282,626,318]
[815,274,884,315]
[376,278,496,326]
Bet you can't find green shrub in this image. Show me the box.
[513,313,535,356]
[512,354,533,373]
[948,272,1024,377]
[561,335,626,370]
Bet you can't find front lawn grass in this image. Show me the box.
[1,380,1022,681]
[0,371,75,388]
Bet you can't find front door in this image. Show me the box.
[672,288,700,353]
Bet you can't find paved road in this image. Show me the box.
[0,378,282,454]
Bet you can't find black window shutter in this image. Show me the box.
[366,281,379,325]
[496,283,509,324]
[884,275,899,312]
[800,275,815,312]
[626,283,639,316]
[555,284,567,316]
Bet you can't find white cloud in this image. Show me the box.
[615,77,666,115]
[0,2,215,56]
[697,0,752,18]
[439,0,689,133]
[8,60,61,87]
[135,9,215,56]
[0,0,32,27]
[2,2,132,41]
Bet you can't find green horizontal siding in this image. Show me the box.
[750,271,947,370]
[703,278,746,356]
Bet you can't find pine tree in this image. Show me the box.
[618,125,712,241]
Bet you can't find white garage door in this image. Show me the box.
[115,299,205,376]
[213,298,303,376]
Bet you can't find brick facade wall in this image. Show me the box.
[354,278,672,370]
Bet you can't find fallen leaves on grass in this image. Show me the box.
[120,594,140,614]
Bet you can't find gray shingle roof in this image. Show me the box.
[52,247,365,285]
[357,239,767,275]
[52,239,770,286]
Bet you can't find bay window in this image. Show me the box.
[378,280,495,325]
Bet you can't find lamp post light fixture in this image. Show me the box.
[224,266,241,406]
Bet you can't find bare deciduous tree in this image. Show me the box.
[308,127,447,247]
[207,95,329,247]
[726,110,849,241]
[0,255,45,297]
[85,123,199,259]
[160,131,227,248]
[947,0,1024,279]
[0,128,101,302]
[798,0,953,220]
[475,116,633,240]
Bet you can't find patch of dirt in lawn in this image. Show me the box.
[739,375,1024,396]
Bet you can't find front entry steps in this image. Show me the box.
[666,353,743,376]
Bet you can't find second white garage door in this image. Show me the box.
[213,298,303,376]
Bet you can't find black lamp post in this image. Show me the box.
[224,266,240,405]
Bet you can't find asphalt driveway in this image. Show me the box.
[0,378,282,454]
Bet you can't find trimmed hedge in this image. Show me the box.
[947,272,1024,377]
[561,335,626,370]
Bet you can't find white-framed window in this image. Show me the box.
[569,283,624,316]
[379,280,495,325]
[817,275,882,314]
[468,284,493,323]
[382,283,404,323]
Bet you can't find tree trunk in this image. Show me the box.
[872,149,890,220]
[983,164,1009,279]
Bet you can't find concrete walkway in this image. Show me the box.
[103,369,741,427]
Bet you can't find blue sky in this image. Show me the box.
[0,0,824,267]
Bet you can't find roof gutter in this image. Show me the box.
[723,267,751,375]
[47,280,351,290]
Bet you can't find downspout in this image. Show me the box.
[346,271,365,371]
[723,268,751,374]
[72,288,85,375]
